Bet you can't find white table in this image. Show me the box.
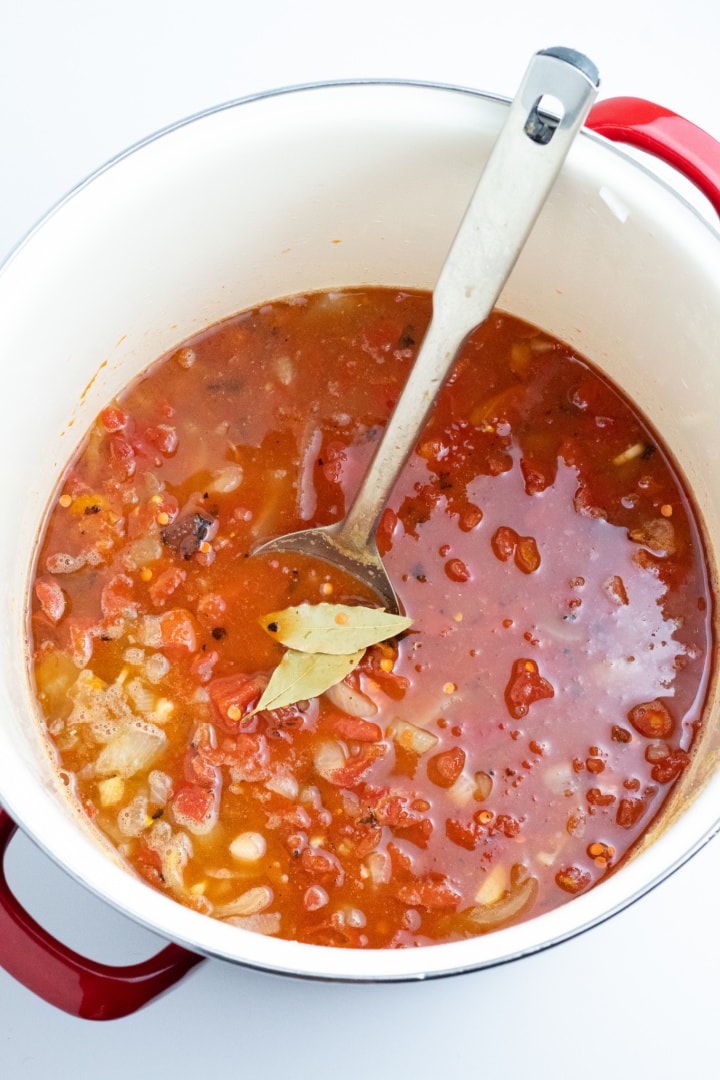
[2,3,718,1075]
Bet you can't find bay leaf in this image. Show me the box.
[259,602,412,655]
[251,646,366,714]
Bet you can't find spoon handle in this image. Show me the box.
[336,47,600,552]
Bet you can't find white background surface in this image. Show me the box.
[1,1,719,1076]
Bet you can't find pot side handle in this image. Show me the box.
[587,96,720,216]
[0,808,203,1020]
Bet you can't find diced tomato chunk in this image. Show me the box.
[159,608,198,651]
[376,507,398,556]
[143,424,178,456]
[101,573,137,619]
[329,743,386,788]
[628,699,674,739]
[67,619,94,667]
[555,865,592,894]
[100,406,128,432]
[172,783,215,823]
[107,434,136,479]
[446,817,479,850]
[427,746,466,788]
[213,733,270,782]
[191,648,219,684]
[650,747,689,784]
[504,657,554,719]
[35,578,66,623]
[300,847,344,885]
[395,877,461,909]
[208,673,266,730]
[325,714,383,742]
[149,566,187,606]
[356,645,409,700]
[184,729,221,787]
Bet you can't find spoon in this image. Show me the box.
[256,47,600,614]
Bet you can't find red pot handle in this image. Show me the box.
[0,808,203,1020]
[587,96,720,216]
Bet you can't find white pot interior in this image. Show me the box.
[1,81,719,980]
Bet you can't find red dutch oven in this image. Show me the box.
[0,83,719,1020]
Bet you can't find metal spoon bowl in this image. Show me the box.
[256,47,600,614]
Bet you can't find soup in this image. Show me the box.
[28,288,713,948]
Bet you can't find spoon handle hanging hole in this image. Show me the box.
[524,94,566,144]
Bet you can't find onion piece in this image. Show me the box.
[467,865,538,929]
[145,652,170,684]
[229,831,267,862]
[474,770,493,801]
[148,769,173,805]
[214,886,273,917]
[209,464,244,493]
[365,851,391,886]
[121,533,163,571]
[265,773,299,800]
[446,771,477,806]
[156,830,193,897]
[222,912,282,935]
[324,680,378,717]
[313,739,347,781]
[388,717,439,756]
[117,795,150,837]
[474,864,508,906]
[97,775,125,807]
[95,720,167,778]
[126,677,156,713]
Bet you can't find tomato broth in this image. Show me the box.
[29,288,714,948]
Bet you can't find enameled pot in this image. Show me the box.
[1,81,719,1020]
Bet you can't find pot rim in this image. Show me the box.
[2,76,718,283]
[2,77,720,985]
